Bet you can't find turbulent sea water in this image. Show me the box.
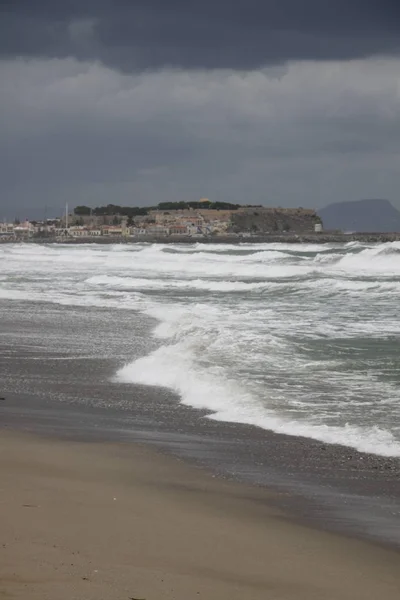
[1,241,400,457]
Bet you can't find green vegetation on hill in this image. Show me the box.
[74,201,243,216]
[74,204,149,216]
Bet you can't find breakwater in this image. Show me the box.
[5,232,400,244]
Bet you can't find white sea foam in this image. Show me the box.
[116,337,400,458]
[2,241,400,457]
[86,274,270,292]
[0,286,146,310]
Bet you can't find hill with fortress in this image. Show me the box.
[70,200,322,236]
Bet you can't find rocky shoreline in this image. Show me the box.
[3,232,400,244]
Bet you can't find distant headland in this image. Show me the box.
[2,199,400,244]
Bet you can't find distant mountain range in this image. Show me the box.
[318,199,400,233]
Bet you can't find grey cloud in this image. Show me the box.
[1,1,400,71]
[1,57,400,219]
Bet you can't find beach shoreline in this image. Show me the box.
[2,236,400,598]
[2,382,400,550]
[1,297,400,551]
[1,429,400,600]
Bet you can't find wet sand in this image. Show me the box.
[1,294,400,600]
[1,300,400,549]
[1,430,400,600]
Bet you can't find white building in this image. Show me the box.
[129,227,147,236]
[68,226,88,237]
[146,225,170,236]
[13,221,35,238]
[0,222,15,240]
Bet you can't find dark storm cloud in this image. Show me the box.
[1,1,400,71]
[1,56,400,220]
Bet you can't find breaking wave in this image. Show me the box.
[2,240,400,456]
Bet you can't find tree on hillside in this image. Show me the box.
[93,204,149,216]
[158,201,188,210]
[209,202,240,210]
[74,206,91,215]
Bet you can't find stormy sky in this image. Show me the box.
[1,1,400,219]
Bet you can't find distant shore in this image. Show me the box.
[3,232,400,244]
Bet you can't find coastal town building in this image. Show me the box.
[0,222,15,233]
[169,224,189,235]
[130,227,147,236]
[146,225,170,236]
[68,226,89,237]
[101,225,125,236]
[13,221,35,238]
[0,222,15,240]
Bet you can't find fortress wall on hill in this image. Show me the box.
[230,207,320,233]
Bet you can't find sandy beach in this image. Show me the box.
[1,273,400,599]
[1,430,399,600]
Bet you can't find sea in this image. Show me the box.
[1,241,400,459]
